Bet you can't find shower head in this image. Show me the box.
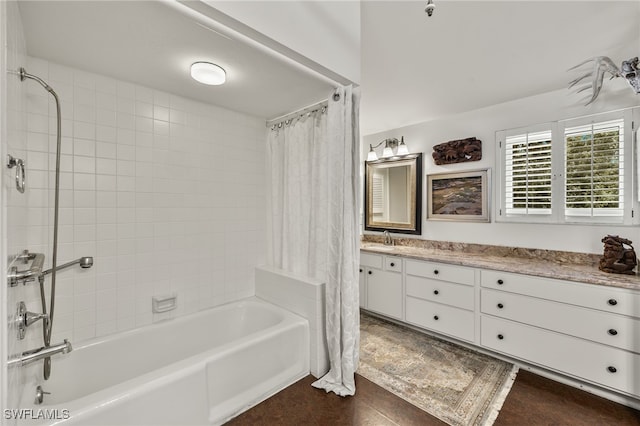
[79,257,94,268]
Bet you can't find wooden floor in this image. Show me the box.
[229,371,640,425]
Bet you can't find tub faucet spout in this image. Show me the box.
[7,339,72,368]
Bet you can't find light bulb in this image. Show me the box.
[382,145,394,158]
[396,137,409,156]
[367,146,378,161]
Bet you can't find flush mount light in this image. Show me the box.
[190,62,226,85]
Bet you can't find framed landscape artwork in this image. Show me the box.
[427,169,490,222]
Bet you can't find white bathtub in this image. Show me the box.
[19,298,309,425]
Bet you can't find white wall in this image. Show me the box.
[364,85,640,254]
[16,57,267,351]
[2,0,29,418]
[207,0,360,85]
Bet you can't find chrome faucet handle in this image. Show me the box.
[15,301,49,340]
[24,311,49,327]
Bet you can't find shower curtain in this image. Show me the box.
[266,85,360,396]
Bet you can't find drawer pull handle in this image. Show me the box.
[390,262,395,267]
[434,270,439,275]
[433,290,439,295]
[433,315,439,321]
[607,366,617,373]
[359,268,363,273]
[608,329,618,336]
[497,279,504,285]
[608,299,617,306]
[497,334,504,340]
[368,271,372,275]
[497,303,504,309]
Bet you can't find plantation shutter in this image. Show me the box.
[504,130,552,215]
[564,119,624,219]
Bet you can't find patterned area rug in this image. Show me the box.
[358,313,518,426]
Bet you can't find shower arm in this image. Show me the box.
[41,257,94,277]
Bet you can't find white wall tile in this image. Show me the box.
[15,57,266,350]
[96,92,116,110]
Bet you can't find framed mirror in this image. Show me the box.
[364,153,422,234]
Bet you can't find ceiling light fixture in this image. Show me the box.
[425,0,435,17]
[367,137,410,162]
[190,62,226,85]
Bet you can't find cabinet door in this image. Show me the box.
[367,269,402,319]
[359,267,366,308]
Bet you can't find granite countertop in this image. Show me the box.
[360,239,640,292]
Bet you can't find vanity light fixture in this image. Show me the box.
[367,136,410,161]
[190,62,226,85]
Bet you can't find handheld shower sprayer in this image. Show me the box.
[20,66,65,380]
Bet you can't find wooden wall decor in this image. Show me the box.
[599,235,637,275]
[432,137,482,165]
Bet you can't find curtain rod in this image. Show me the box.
[266,99,329,129]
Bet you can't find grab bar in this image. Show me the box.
[7,339,72,368]
[6,154,26,193]
[8,251,45,287]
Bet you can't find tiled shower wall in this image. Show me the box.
[19,56,267,347]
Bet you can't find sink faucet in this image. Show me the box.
[383,230,393,246]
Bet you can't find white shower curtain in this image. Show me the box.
[266,85,361,396]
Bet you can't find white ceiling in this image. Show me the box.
[361,1,640,135]
[18,1,334,121]
[18,1,640,134]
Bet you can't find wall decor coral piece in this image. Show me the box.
[432,137,482,165]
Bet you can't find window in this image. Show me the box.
[504,130,552,216]
[564,119,624,219]
[497,108,637,225]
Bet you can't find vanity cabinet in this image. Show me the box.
[480,270,640,397]
[404,259,476,342]
[359,253,403,319]
[359,248,640,402]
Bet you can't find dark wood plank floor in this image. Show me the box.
[229,371,640,425]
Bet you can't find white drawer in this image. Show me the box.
[360,252,383,269]
[406,260,475,286]
[406,296,475,342]
[385,256,402,273]
[481,289,640,354]
[481,269,640,318]
[481,315,640,397]
[407,275,475,311]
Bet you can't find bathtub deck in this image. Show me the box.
[228,372,640,425]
